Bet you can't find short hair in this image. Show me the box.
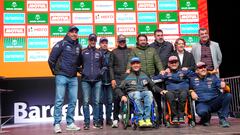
[174,38,186,46]
[154,29,163,35]
[137,34,148,42]
[198,28,208,33]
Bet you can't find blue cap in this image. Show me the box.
[130,57,141,63]
[99,37,108,43]
[88,33,97,41]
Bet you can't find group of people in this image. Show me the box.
[48,26,232,133]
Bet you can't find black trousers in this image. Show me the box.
[166,90,188,117]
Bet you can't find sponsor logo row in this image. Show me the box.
[3,35,198,63]
[4,12,199,24]
[3,24,200,37]
[4,0,198,12]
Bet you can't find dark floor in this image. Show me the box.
[1,117,240,135]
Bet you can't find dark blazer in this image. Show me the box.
[172,50,196,71]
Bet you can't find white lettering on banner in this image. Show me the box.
[179,12,199,22]
[137,1,156,11]
[116,13,136,23]
[27,50,49,62]
[159,24,179,34]
[27,1,48,11]
[50,13,71,24]
[116,25,136,35]
[4,25,25,36]
[72,13,92,24]
[94,13,114,23]
[14,100,107,123]
[94,1,114,11]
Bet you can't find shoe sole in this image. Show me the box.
[66,128,81,131]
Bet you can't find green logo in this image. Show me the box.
[179,0,198,10]
[116,0,135,11]
[126,36,136,48]
[138,24,157,34]
[51,26,69,36]
[95,25,115,35]
[181,36,199,46]
[4,0,24,11]
[159,12,178,22]
[72,1,92,11]
[79,38,88,48]
[4,38,25,49]
[28,13,48,24]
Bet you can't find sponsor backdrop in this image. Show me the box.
[0,0,208,78]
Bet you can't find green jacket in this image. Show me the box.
[128,45,163,76]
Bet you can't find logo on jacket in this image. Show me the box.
[66,45,72,51]
[142,79,148,86]
[95,53,100,59]
[130,81,137,85]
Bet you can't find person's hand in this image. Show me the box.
[191,91,198,100]
[121,96,128,103]
[165,68,170,74]
[111,80,117,89]
[182,67,188,71]
[125,69,130,74]
[160,90,168,95]
[160,70,165,75]
[220,79,226,88]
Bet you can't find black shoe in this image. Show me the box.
[172,116,178,123]
[198,119,210,126]
[219,119,230,128]
[93,123,103,129]
[106,119,113,126]
[84,124,90,130]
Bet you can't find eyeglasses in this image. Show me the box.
[118,40,126,43]
[197,66,206,69]
[177,43,185,45]
[156,34,163,36]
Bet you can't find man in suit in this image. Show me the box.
[172,38,196,71]
[191,28,222,76]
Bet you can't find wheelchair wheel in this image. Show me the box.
[121,100,130,130]
[152,99,160,128]
[188,96,196,126]
[131,121,137,130]
[161,96,167,126]
[190,120,196,127]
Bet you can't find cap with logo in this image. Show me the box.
[99,37,108,43]
[117,34,126,42]
[68,26,79,32]
[196,62,207,68]
[168,56,178,62]
[88,33,97,41]
[130,57,141,64]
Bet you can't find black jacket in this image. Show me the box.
[100,48,112,85]
[172,50,196,71]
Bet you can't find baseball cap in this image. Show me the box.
[68,26,79,32]
[99,37,108,43]
[130,57,141,64]
[168,56,178,63]
[88,33,97,41]
[196,62,207,68]
[117,34,126,42]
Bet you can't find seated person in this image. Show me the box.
[190,62,232,128]
[152,56,195,123]
[115,57,162,127]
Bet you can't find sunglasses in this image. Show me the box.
[169,61,178,64]
[197,66,207,69]
[118,40,126,43]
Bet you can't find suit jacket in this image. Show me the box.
[172,50,196,71]
[191,41,222,69]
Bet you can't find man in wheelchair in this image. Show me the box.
[190,62,232,128]
[115,57,162,127]
[152,56,195,123]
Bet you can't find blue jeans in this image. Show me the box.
[53,75,78,125]
[196,93,232,121]
[82,81,102,125]
[99,85,113,122]
[128,91,153,120]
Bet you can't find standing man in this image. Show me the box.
[127,34,163,77]
[98,37,113,126]
[81,33,103,130]
[110,34,131,128]
[48,26,82,133]
[150,29,174,70]
[191,28,222,76]
[190,62,232,128]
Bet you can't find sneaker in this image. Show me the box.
[66,123,81,131]
[138,119,146,127]
[219,119,230,128]
[93,123,103,129]
[54,124,62,133]
[172,116,178,123]
[84,124,90,130]
[145,119,153,127]
[106,119,113,126]
[199,115,211,126]
[112,120,118,128]
[178,116,185,123]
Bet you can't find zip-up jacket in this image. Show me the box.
[48,35,82,77]
[100,48,112,85]
[82,46,103,81]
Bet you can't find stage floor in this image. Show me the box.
[1,117,240,135]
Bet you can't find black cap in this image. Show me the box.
[117,34,126,42]
[68,26,79,32]
[88,33,97,41]
[99,37,108,43]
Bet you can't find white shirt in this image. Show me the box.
[177,51,184,65]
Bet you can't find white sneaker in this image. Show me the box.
[66,123,81,131]
[112,120,118,128]
[54,124,62,133]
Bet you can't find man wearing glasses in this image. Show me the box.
[190,62,232,128]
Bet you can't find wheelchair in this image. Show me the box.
[161,90,196,128]
[120,95,160,130]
